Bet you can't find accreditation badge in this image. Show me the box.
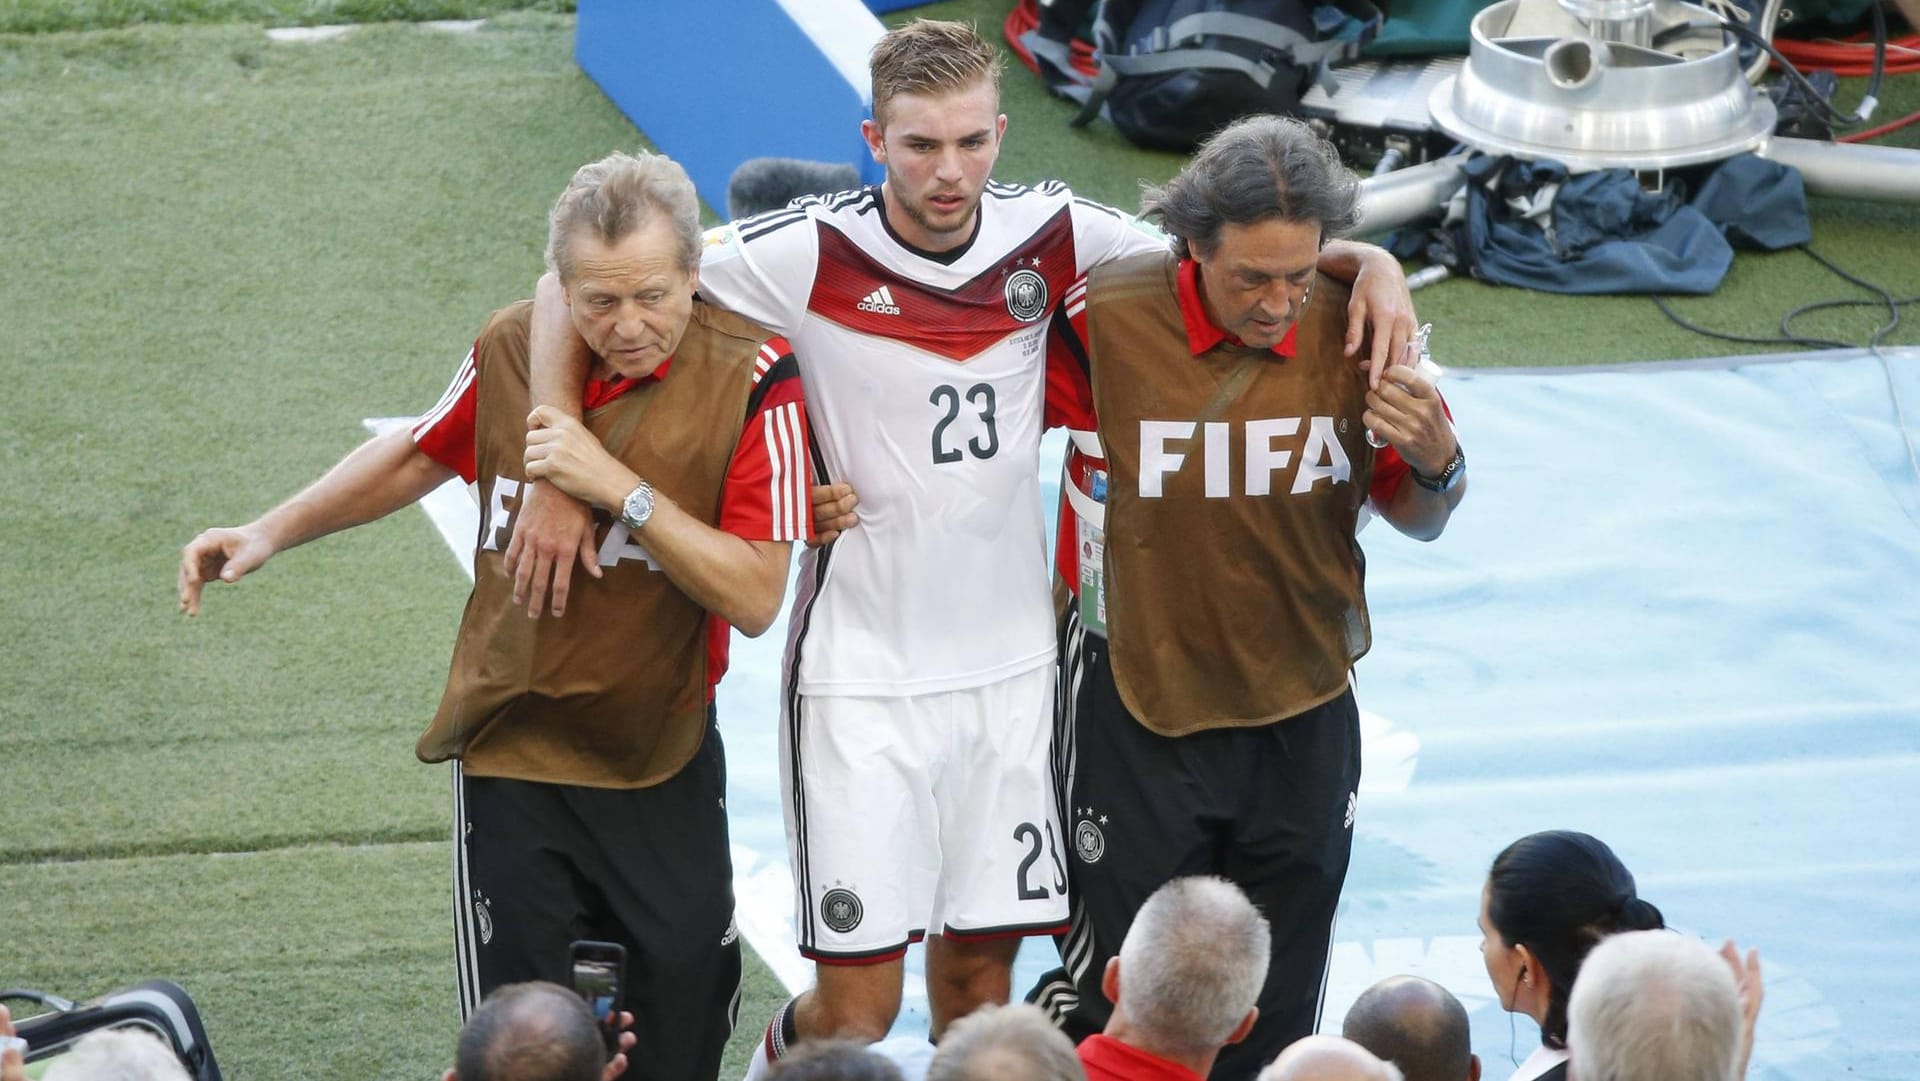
[1075,468,1108,638]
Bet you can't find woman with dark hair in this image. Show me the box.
[1476,830,1665,1081]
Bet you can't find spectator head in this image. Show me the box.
[770,1040,905,1081]
[1568,931,1742,1081]
[1106,876,1271,1062]
[41,1028,191,1081]
[1262,1035,1405,1081]
[445,981,606,1081]
[926,1004,1083,1081]
[1341,976,1479,1081]
[1480,831,1664,1049]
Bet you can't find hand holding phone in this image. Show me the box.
[569,940,627,1056]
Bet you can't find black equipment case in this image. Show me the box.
[2,980,222,1080]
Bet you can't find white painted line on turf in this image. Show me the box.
[266,25,353,42]
[267,19,482,44]
[365,415,811,993]
[364,418,477,581]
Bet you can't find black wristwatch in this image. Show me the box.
[1411,444,1466,493]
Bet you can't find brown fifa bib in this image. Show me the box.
[1087,251,1375,735]
[415,299,768,788]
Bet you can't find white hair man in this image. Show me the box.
[1077,876,1271,1081]
[1568,931,1750,1081]
[41,1029,191,1081]
[927,1004,1084,1081]
[1261,1036,1403,1081]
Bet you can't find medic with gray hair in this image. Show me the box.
[178,148,811,1081]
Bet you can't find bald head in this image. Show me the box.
[1261,1036,1404,1081]
[453,981,606,1081]
[1342,978,1476,1081]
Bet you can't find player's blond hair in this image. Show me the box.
[869,19,1002,127]
[545,150,701,282]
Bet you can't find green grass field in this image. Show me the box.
[0,3,1915,1078]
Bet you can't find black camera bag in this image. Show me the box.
[3,980,222,1081]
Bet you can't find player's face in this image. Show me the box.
[563,217,698,381]
[1192,217,1322,350]
[863,77,1006,253]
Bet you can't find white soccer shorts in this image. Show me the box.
[780,663,1069,962]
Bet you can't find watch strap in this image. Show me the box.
[1411,445,1465,493]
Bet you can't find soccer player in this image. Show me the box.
[507,20,1417,1069]
[177,150,808,1081]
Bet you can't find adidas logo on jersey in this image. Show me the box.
[856,285,902,316]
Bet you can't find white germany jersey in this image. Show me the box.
[699,182,1168,696]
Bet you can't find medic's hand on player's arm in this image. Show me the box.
[808,483,860,546]
[177,429,455,617]
[505,270,600,619]
[1318,240,1417,388]
[524,406,792,636]
[1364,364,1465,541]
[523,407,633,507]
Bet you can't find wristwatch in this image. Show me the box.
[620,480,656,530]
[1411,445,1466,493]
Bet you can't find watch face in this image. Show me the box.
[622,485,653,527]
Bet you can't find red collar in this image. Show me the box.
[1176,258,1298,358]
[1079,1035,1209,1081]
[584,355,672,410]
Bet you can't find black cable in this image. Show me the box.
[1652,246,1913,352]
[1653,295,1852,349]
[1653,8,1888,129]
[1793,246,1903,347]
[1783,294,1919,347]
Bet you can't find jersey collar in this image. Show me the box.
[585,356,672,409]
[1176,257,1298,358]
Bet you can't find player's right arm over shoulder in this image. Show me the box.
[177,427,454,615]
[512,215,821,612]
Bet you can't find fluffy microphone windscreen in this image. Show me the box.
[727,158,864,219]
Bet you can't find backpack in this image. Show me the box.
[1059,0,1384,151]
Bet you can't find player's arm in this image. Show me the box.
[178,429,455,615]
[500,270,603,618]
[1363,365,1464,542]
[1316,239,1417,387]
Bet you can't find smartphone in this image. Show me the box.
[569,939,626,1055]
